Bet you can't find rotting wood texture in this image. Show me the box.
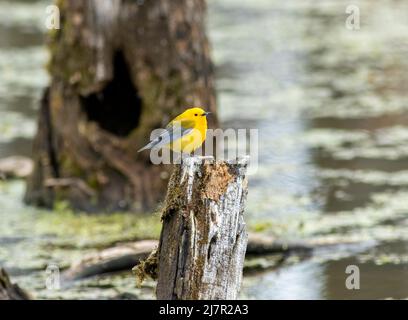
[156,156,249,300]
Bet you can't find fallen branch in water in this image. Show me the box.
[0,156,33,180]
[61,232,368,281]
[62,240,157,281]
[247,233,313,256]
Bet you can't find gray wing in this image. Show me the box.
[137,122,194,152]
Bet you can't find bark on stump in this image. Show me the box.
[25,0,217,212]
[156,157,249,300]
[0,268,30,300]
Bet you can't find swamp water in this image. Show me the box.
[1,0,408,299]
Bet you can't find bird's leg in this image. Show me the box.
[180,151,190,166]
[172,151,189,165]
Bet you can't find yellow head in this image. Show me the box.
[175,107,210,128]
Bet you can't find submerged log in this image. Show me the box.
[246,233,313,256]
[61,233,370,281]
[156,157,249,300]
[0,268,30,300]
[0,156,33,179]
[62,240,157,281]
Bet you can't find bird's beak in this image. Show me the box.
[202,112,211,116]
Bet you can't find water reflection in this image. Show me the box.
[324,241,408,299]
[0,1,47,156]
[244,261,324,300]
[234,0,408,298]
[0,25,44,48]
[305,0,408,216]
[245,241,408,300]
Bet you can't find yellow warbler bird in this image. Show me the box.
[138,107,210,154]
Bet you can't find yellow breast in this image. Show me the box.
[169,122,207,154]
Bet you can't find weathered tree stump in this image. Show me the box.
[156,156,249,300]
[0,268,30,300]
[25,0,217,212]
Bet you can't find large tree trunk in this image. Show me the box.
[25,0,217,212]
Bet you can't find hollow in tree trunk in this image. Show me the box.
[25,0,217,212]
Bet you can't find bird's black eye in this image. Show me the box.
[194,113,198,116]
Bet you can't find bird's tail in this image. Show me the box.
[137,144,151,153]
[137,139,158,152]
